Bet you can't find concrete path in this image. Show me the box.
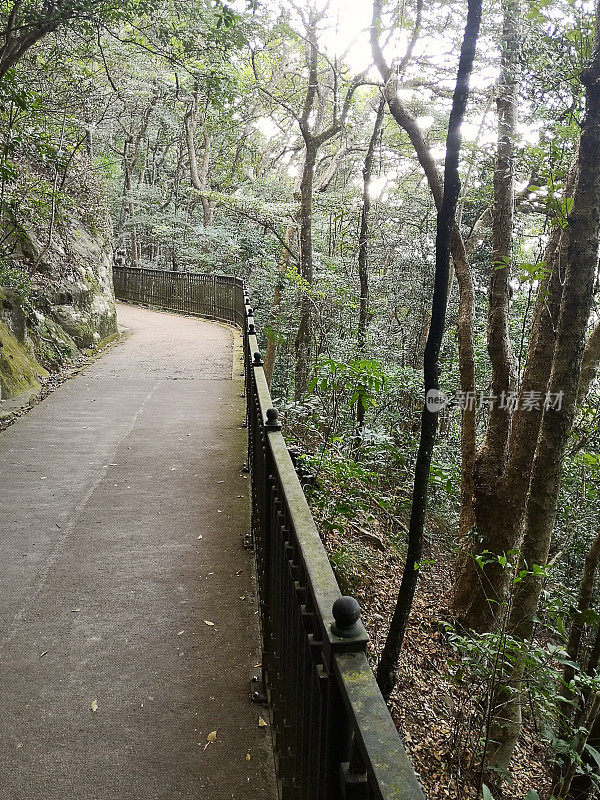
[0,303,277,800]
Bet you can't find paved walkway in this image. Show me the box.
[0,303,277,800]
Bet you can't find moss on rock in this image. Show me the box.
[30,315,81,370]
[0,320,48,400]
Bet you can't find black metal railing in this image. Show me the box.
[113,265,425,800]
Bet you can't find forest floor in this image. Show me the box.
[316,514,553,800]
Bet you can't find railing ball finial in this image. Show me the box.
[253,351,263,367]
[247,307,254,317]
[332,596,362,638]
[248,322,256,335]
[265,408,282,430]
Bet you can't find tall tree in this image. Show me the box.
[371,0,479,563]
[452,0,600,638]
[375,0,483,700]
[355,95,386,444]
[486,1,600,772]
[452,0,521,624]
[291,8,363,399]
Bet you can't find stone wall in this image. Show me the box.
[0,157,118,400]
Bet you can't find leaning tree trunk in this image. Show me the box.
[0,5,69,81]
[375,0,483,700]
[453,151,579,631]
[371,0,477,583]
[485,8,600,776]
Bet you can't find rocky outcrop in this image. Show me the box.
[0,297,48,400]
[0,157,118,400]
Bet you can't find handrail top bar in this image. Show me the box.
[335,652,426,800]
[251,358,369,650]
[113,265,242,283]
[267,428,369,651]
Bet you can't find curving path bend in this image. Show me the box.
[0,302,277,800]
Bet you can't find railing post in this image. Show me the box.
[264,407,282,431]
[331,597,362,639]
[319,598,369,800]
[331,600,369,799]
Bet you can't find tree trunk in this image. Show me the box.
[372,0,477,570]
[477,0,519,485]
[559,692,600,800]
[354,96,386,450]
[454,152,579,632]
[117,92,159,268]
[263,223,297,387]
[506,38,600,643]
[358,97,385,350]
[288,10,362,399]
[294,143,317,399]
[0,4,68,80]
[577,319,600,403]
[453,0,520,620]
[375,0,483,700]
[124,161,140,269]
[485,10,600,775]
[453,227,477,553]
[184,88,213,228]
[562,530,600,722]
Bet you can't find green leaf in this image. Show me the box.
[574,608,600,626]
[524,791,541,800]
[482,784,494,800]
[585,744,600,771]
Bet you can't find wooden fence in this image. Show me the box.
[112,266,245,327]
